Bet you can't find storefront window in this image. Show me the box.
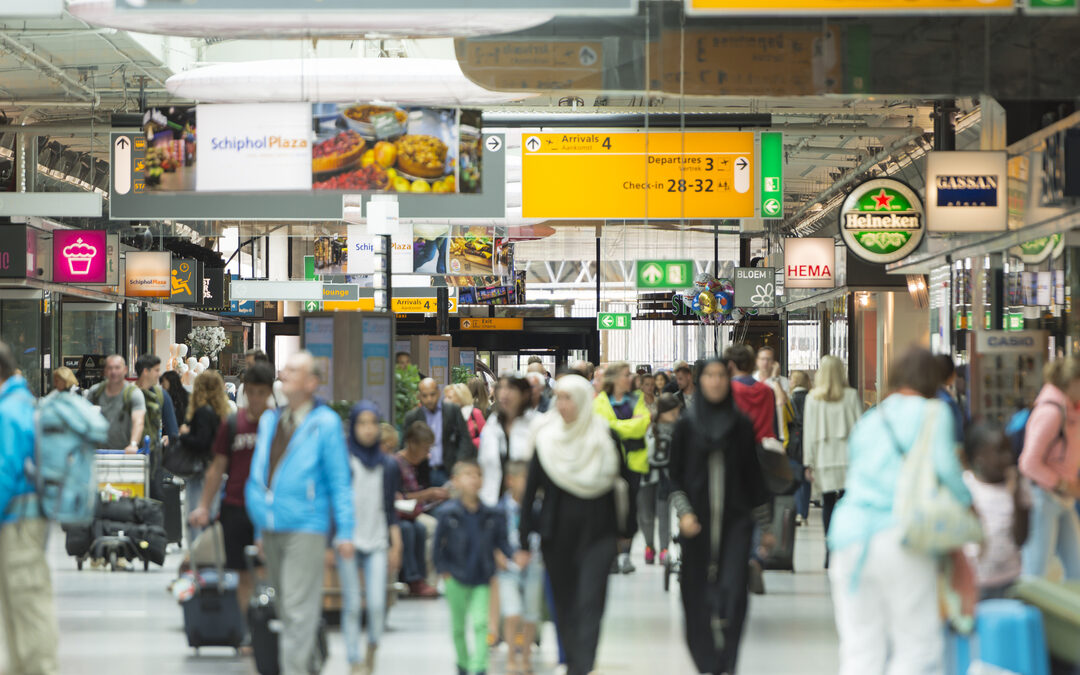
[62,302,119,360]
[0,296,43,396]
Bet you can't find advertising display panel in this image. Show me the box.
[125,252,172,298]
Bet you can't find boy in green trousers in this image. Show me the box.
[434,461,518,675]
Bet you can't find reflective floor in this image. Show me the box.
[47,513,839,675]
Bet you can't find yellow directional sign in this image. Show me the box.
[392,297,458,314]
[522,131,755,219]
[686,0,1014,14]
[460,318,524,331]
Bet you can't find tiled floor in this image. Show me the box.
[48,514,839,674]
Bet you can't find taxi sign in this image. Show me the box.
[391,297,458,314]
[522,131,754,219]
[460,318,524,331]
[686,0,1014,14]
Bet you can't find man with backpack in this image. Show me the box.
[0,341,59,674]
[87,355,146,453]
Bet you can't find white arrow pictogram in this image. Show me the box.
[640,263,664,285]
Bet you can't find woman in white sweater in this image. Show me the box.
[803,355,863,568]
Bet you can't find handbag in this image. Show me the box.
[162,439,208,480]
[886,403,983,555]
[757,437,797,495]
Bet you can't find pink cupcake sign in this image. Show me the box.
[54,230,107,284]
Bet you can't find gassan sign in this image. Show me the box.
[839,178,924,264]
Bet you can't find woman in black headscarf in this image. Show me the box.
[669,358,773,675]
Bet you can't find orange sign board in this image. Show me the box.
[324,298,376,311]
[522,131,755,219]
[392,297,458,314]
[650,29,844,96]
[456,39,604,91]
[460,318,524,331]
[686,0,1014,14]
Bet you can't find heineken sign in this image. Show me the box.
[839,178,925,264]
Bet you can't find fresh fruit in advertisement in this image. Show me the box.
[313,164,389,191]
[432,179,452,194]
[411,180,431,193]
[374,141,397,168]
[393,177,411,192]
[396,135,448,178]
[312,130,366,174]
[361,149,376,168]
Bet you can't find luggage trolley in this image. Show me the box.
[91,447,151,571]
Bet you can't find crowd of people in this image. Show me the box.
[1,340,1079,675]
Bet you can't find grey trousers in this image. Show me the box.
[638,481,671,552]
[263,531,326,675]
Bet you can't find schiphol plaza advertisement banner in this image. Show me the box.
[110,103,504,220]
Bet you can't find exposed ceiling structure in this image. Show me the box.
[0,8,979,251]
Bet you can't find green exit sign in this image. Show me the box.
[597,312,632,330]
[636,260,693,289]
[1028,0,1077,10]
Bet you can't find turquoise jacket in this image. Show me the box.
[827,394,970,558]
[0,376,37,525]
[245,402,355,543]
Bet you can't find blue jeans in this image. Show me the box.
[398,520,427,583]
[1022,485,1080,580]
[336,548,389,664]
[795,480,811,520]
[185,475,221,547]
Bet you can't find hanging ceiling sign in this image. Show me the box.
[925,151,1008,232]
[734,267,776,308]
[784,237,835,289]
[685,0,1014,15]
[53,229,108,284]
[125,251,172,298]
[167,258,199,305]
[839,179,925,265]
[522,130,755,219]
[113,0,635,13]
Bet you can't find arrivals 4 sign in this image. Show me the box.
[839,179,925,264]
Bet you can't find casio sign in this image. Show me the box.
[987,336,1034,348]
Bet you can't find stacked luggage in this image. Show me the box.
[63,495,167,572]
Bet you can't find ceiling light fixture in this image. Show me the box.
[166,58,535,107]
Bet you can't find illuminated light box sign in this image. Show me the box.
[125,252,172,297]
[115,0,636,13]
[110,107,504,220]
[522,131,755,219]
[685,0,1014,15]
[839,179,925,264]
[784,237,835,289]
[54,229,108,284]
[925,151,1008,232]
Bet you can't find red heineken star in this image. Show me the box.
[872,189,894,210]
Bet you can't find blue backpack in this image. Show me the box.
[1006,401,1066,460]
[27,392,109,525]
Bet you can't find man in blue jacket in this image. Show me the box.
[245,351,354,675]
[0,341,58,674]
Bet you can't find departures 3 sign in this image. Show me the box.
[839,178,925,264]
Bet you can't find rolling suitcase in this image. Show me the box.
[949,599,1051,675]
[157,470,184,546]
[761,495,796,572]
[181,527,245,653]
[246,546,327,675]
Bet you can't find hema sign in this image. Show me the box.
[925,151,1008,232]
[784,238,836,289]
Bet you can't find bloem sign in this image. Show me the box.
[839,179,924,264]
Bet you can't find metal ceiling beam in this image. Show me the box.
[781,128,926,234]
[0,33,99,105]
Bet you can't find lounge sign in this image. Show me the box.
[839,179,924,264]
[925,151,1008,232]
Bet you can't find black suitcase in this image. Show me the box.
[246,546,327,675]
[182,530,245,652]
[156,470,184,546]
[761,495,797,572]
[63,523,93,558]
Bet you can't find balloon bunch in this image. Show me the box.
[678,273,735,325]
[166,344,211,387]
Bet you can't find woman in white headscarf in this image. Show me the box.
[517,374,634,675]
